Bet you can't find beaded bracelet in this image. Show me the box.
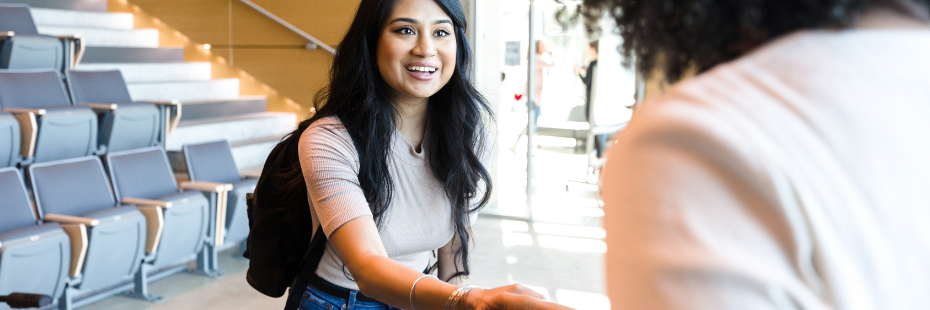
[409,274,438,310]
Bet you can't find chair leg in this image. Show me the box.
[193,191,225,278]
[57,287,73,310]
[195,242,225,279]
[129,263,164,302]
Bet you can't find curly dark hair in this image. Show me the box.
[581,0,930,82]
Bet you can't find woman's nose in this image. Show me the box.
[412,37,437,57]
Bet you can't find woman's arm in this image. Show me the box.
[329,217,541,309]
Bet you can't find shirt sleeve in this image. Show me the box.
[298,119,373,237]
[601,101,824,310]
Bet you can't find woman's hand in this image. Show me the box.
[475,292,574,310]
[462,284,546,310]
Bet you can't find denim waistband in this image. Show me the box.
[310,273,380,303]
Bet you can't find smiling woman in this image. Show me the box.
[262,0,552,310]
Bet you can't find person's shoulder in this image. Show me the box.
[614,75,764,175]
[299,116,358,158]
[301,116,350,142]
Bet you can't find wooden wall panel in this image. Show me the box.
[212,47,331,117]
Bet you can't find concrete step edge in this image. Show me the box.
[126,78,239,86]
[31,8,133,30]
[176,111,295,128]
[178,95,266,105]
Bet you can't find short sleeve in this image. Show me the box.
[298,117,373,237]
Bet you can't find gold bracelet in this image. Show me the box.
[446,285,479,310]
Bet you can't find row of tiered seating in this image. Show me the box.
[1,2,267,309]
[0,3,82,73]
[0,142,255,310]
[0,69,177,168]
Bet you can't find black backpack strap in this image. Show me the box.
[284,227,327,310]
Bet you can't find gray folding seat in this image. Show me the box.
[183,140,257,254]
[66,70,178,153]
[30,156,154,307]
[0,112,19,168]
[0,4,82,72]
[0,167,70,310]
[105,147,226,279]
[0,69,98,164]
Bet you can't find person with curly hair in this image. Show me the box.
[482,0,930,309]
[593,0,930,309]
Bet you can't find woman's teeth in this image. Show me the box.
[406,66,437,73]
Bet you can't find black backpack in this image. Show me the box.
[243,127,326,310]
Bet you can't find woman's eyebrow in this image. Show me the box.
[389,17,453,25]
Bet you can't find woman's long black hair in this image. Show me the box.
[276,0,492,281]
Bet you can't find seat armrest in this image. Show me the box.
[75,103,118,111]
[241,171,262,179]
[56,35,84,70]
[1,109,38,159]
[180,181,232,247]
[148,100,181,106]
[59,223,89,278]
[180,181,233,192]
[150,100,182,144]
[122,197,172,209]
[137,206,165,254]
[2,107,47,116]
[43,214,99,227]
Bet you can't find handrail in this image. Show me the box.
[238,0,337,55]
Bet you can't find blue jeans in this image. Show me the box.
[298,276,400,310]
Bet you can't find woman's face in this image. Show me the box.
[377,0,457,103]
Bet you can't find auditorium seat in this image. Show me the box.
[29,156,151,306]
[0,112,19,168]
[0,4,81,72]
[0,167,70,310]
[0,69,98,164]
[182,140,257,254]
[66,70,175,154]
[105,147,225,279]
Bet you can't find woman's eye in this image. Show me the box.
[396,27,415,35]
[435,29,450,37]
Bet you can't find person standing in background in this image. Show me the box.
[574,40,608,158]
[595,0,930,309]
[512,39,555,152]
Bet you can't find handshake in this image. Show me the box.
[471,284,573,310]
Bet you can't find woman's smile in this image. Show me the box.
[404,62,440,80]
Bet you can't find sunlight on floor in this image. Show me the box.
[537,235,606,253]
[533,222,606,239]
[501,232,534,247]
[556,289,611,310]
